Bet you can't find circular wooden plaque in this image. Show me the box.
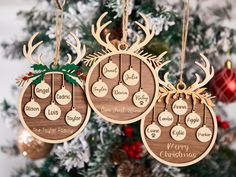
[140,97,217,167]
[18,72,91,144]
[85,53,159,124]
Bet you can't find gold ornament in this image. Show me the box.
[17,130,53,160]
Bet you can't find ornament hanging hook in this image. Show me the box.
[225,48,232,69]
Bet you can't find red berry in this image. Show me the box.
[28,72,33,76]
[77,71,81,76]
[81,75,86,81]
[127,150,134,158]
[131,144,136,151]
[136,147,142,153]
[216,115,221,122]
[220,121,230,129]
[135,140,142,147]
[123,127,133,137]
[135,153,140,159]
[23,76,28,81]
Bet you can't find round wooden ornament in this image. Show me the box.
[103,60,119,79]
[170,124,186,141]
[92,79,109,98]
[24,98,41,118]
[140,55,217,167]
[185,111,201,128]
[35,80,51,99]
[18,33,91,143]
[145,122,161,140]
[66,108,82,127]
[112,83,129,101]
[158,110,174,127]
[84,12,166,124]
[133,89,150,108]
[55,85,72,105]
[45,101,61,121]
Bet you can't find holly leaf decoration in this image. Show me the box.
[31,64,49,71]
[61,64,79,71]
[65,74,78,85]
[32,74,44,85]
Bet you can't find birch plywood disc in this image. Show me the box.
[85,53,159,124]
[18,72,91,144]
[140,97,217,167]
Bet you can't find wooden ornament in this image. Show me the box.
[65,108,82,127]
[45,101,61,121]
[158,110,174,127]
[123,67,139,86]
[55,86,72,105]
[18,32,91,143]
[84,12,167,124]
[196,125,213,143]
[140,55,217,167]
[172,98,188,116]
[170,124,186,141]
[112,83,129,101]
[185,111,201,128]
[35,80,51,99]
[103,60,119,79]
[133,89,150,108]
[24,98,41,118]
[92,79,109,98]
[145,122,161,140]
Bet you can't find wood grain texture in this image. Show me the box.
[19,72,90,143]
[86,53,158,124]
[141,97,217,167]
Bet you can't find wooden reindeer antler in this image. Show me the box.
[191,53,214,91]
[128,13,155,52]
[92,12,117,52]
[23,32,44,64]
[66,32,86,65]
[156,60,176,90]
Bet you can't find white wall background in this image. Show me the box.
[0,0,236,177]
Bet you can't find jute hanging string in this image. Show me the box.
[121,0,129,45]
[179,0,190,82]
[53,0,65,66]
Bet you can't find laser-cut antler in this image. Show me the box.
[156,60,176,90]
[23,32,43,64]
[66,32,86,65]
[128,13,155,52]
[191,53,214,91]
[92,12,118,52]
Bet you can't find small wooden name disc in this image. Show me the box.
[19,73,91,143]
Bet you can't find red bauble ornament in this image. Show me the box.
[209,61,236,103]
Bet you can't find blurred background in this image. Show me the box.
[1,0,236,177]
